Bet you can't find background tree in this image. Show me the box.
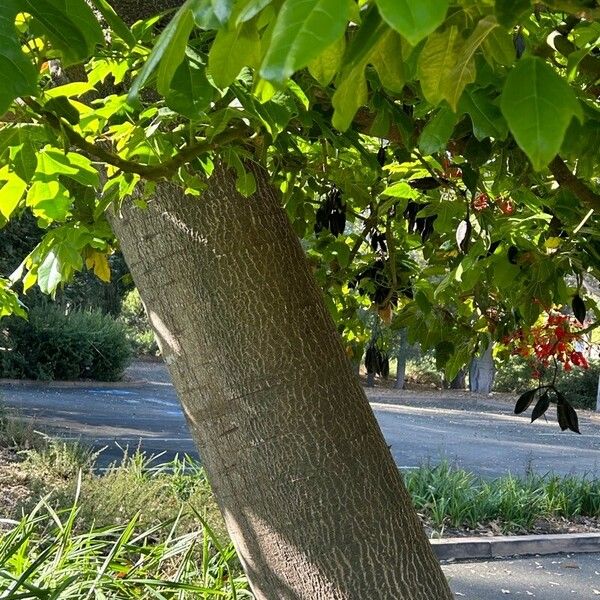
[0,0,599,597]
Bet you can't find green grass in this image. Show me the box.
[404,461,600,535]
[0,494,252,599]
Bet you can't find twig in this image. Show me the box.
[23,97,249,180]
[549,156,600,212]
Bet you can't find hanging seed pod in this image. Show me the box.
[572,294,586,325]
[365,345,380,374]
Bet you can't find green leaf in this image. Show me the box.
[27,180,72,221]
[89,0,136,47]
[208,22,260,88]
[0,5,38,116]
[483,27,515,67]
[129,0,197,102]
[23,0,103,65]
[332,64,367,131]
[418,27,461,107]
[45,96,80,125]
[419,16,500,110]
[212,0,233,22]
[381,182,419,199]
[0,279,26,318]
[500,56,583,170]
[308,35,346,86]
[369,30,405,93]
[37,149,99,188]
[0,171,27,219]
[342,5,386,72]
[495,0,531,28]
[37,249,63,295]
[459,86,508,140]
[9,133,38,181]
[260,0,351,82]
[223,149,256,196]
[157,9,196,96]
[166,57,215,119]
[376,0,449,46]
[236,0,273,25]
[418,105,458,154]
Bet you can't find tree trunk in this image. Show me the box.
[366,371,376,387]
[395,329,408,390]
[107,163,452,599]
[469,343,495,394]
[449,369,466,390]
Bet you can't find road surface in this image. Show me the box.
[1,362,600,477]
[444,552,600,599]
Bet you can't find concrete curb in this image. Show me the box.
[431,532,600,561]
[0,378,147,389]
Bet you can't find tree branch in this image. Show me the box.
[24,98,249,180]
[549,156,600,212]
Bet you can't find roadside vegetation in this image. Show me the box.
[2,405,600,597]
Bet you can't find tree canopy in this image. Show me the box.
[0,0,599,423]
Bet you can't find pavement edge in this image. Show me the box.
[431,532,600,561]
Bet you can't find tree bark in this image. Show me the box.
[469,343,495,394]
[449,369,466,390]
[394,329,408,390]
[107,163,452,599]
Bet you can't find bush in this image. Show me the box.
[404,460,600,535]
[0,306,132,381]
[494,355,599,409]
[405,353,444,387]
[119,289,160,356]
[493,355,537,393]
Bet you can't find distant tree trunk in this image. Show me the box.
[395,329,408,390]
[366,371,376,387]
[469,343,495,394]
[107,163,453,599]
[449,369,466,389]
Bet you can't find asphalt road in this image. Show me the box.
[2,362,600,477]
[443,552,600,599]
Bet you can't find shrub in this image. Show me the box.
[119,289,160,356]
[493,355,537,393]
[494,355,599,409]
[0,305,132,381]
[405,353,444,387]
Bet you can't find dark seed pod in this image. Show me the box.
[377,146,386,167]
[329,209,346,236]
[365,345,380,374]
[379,354,390,378]
[314,205,328,234]
[572,294,586,325]
[408,177,440,191]
[314,185,346,237]
[514,32,526,59]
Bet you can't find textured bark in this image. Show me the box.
[469,343,495,394]
[107,163,453,599]
[449,369,466,390]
